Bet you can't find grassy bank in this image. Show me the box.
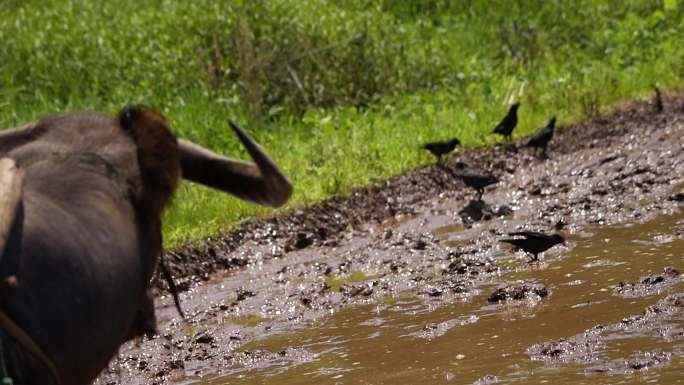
[1,1,683,245]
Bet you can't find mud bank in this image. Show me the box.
[97,96,684,385]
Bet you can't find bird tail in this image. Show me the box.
[499,239,517,245]
[499,239,521,250]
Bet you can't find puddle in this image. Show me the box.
[433,224,466,236]
[228,315,265,328]
[192,212,684,385]
[324,271,379,292]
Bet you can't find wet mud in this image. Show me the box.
[97,96,684,385]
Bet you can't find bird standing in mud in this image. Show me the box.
[500,231,565,262]
[493,102,520,141]
[456,172,499,201]
[423,137,460,163]
[525,116,556,159]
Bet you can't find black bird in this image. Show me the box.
[525,116,556,158]
[500,231,565,261]
[457,172,498,200]
[423,138,460,163]
[653,86,664,113]
[493,102,520,141]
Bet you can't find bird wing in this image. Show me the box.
[499,238,526,247]
[508,231,550,240]
[459,172,496,180]
[525,129,542,146]
[527,123,554,146]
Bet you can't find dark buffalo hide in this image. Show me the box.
[0,107,292,385]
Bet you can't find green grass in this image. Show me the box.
[1,1,683,246]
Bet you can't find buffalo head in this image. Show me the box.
[0,106,292,385]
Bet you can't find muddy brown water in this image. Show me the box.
[189,212,684,385]
[97,99,684,385]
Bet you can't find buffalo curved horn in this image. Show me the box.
[178,121,293,207]
[0,158,23,257]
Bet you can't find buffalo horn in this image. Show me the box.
[178,121,292,207]
[0,158,23,257]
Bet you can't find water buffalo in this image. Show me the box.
[0,106,292,384]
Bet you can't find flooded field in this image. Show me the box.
[193,213,684,385]
[96,99,684,385]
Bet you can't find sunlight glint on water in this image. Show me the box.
[196,212,684,385]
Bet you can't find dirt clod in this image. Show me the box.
[194,333,214,344]
[487,281,548,303]
[615,267,681,298]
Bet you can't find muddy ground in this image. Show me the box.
[96,95,684,385]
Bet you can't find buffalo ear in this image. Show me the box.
[0,158,23,257]
[178,121,292,208]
